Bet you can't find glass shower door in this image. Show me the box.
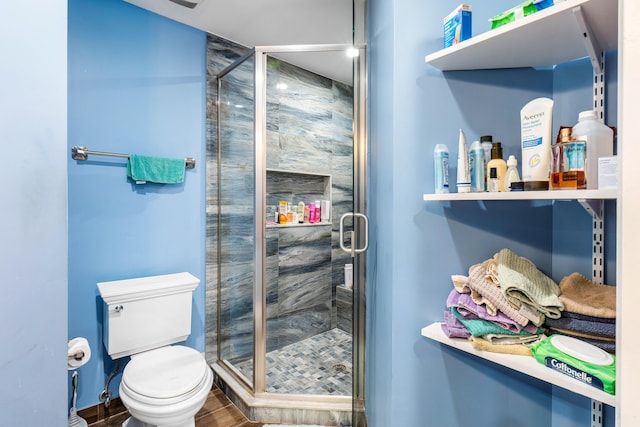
[261,48,357,398]
[217,51,256,390]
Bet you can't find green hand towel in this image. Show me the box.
[498,248,564,320]
[127,154,185,184]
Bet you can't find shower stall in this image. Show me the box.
[205,39,367,426]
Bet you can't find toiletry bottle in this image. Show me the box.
[469,139,485,192]
[521,97,554,181]
[488,168,499,192]
[486,142,507,191]
[434,144,449,194]
[456,129,471,193]
[571,110,614,189]
[278,201,288,224]
[505,155,521,191]
[480,135,493,189]
[303,206,310,223]
[308,202,315,223]
[321,200,330,222]
[314,200,321,223]
[297,202,305,223]
[287,203,295,223]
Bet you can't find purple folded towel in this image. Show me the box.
[441,310,471,338]
[447,289,538,334]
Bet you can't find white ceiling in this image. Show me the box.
[124,0,355,84]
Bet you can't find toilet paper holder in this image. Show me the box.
[68,350,85,361]
[67,337,91,370]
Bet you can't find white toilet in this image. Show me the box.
[98,272,213,427]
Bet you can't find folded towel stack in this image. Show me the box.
[543,272,616,353]
[440,248,561,355]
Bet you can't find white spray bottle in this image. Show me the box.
[456,129,470,193]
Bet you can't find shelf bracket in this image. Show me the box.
[573,6,606,124]
[591,399,603,427]
[580,198,605,427]
[577,199,603,221]
[577,199,605,285]
[573,6,604,76]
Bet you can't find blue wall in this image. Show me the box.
[367,0,616,426]
[68,0,206,409]
[0,1,68,425]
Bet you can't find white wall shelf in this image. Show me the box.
[422,189,616,202]
[421,323,616,407]
[424,0,617,71]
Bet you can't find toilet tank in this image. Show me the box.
[97,272,200,359]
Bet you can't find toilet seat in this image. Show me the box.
[121,345,210,406]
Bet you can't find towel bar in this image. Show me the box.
[71,146,196,169]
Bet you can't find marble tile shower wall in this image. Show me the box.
[205,34,354,367]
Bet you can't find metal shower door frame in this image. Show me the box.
[216,42,368,422]
[252,44,368,413]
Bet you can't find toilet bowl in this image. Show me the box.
[119,345,213,427]
[96,273,211,427]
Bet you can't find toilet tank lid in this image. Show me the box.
[97,272,200,305]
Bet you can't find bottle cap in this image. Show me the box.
[490,142,503,160]
[557,126,572,143]
[434,144,449,153]
[480,135,493,143]
[578,110,597,121]
[490,167,498,178]
[507,155,517,167]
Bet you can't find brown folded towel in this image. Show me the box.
[549,327,616,343]
[559,272,616,319]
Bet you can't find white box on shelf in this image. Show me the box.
[598,156,617,189]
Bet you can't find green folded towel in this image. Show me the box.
[127,154,185,184]
[498,248,564,321]
[451,307,544,337]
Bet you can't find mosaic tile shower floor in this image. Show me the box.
[234,328,352,395]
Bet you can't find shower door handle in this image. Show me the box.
[339,213,369,257]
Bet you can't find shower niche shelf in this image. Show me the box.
[266,168,333,227]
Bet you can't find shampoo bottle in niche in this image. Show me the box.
[456,129,471,193]
[571,110,614,189]
[314,200,321,223]
[297,202,305,223]
[486,142,507,191]
[469,139,485,192]
[321,200,330,223]
[521,97,553,181]
[309,202,316,223]
[434,144,449,194]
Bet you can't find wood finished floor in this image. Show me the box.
[85,384,263,427]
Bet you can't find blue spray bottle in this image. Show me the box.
[434,144,449,194]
